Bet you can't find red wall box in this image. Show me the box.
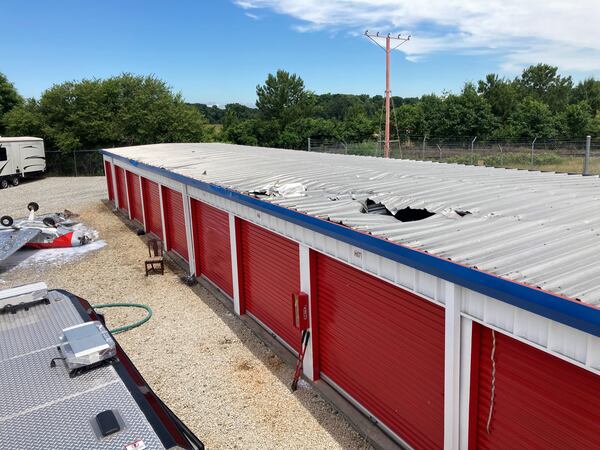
[239,221,300,351]
[191,199,233,297]
[314,253,445,449]
[161,187,188,261]
[141,178,163,239]
[470,324,600,449]
[104,161,114,201]
[114,165,128,213]
[126,171,143,224]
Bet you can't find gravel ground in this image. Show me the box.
[1,176,106,217]
[1,195,371,449]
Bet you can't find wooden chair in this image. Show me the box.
[145,238,165,276]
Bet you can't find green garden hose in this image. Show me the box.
[92,303,153,335]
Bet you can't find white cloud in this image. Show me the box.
[233,0,600,73]
[245,12,261,20]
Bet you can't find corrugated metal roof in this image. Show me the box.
[108,143,600,306]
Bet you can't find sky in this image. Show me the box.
[2,0,599,106]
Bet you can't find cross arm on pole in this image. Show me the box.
[364,31,410,51]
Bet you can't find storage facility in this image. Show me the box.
[102,143,600,449]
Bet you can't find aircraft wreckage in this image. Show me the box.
[0,202,92,262]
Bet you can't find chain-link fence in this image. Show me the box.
[45,150,105,176]
[307,137,600,175]
[45,138,600,176]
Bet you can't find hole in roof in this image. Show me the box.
[395,207,436,222]
[362,199,436,222]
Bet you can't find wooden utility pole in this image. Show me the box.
[364,31,410,158]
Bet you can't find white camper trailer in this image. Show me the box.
[0,137,46,188]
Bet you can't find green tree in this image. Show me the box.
[0,72,23,133]
[572,78,600,115]
[279,117,339,149]
[419,94,446,138]
[395,103,425,138]
[477,74,519,121]
[438,83,496,138]
[558,101,593,137]
[509,97,557,139]
[339,113,375,143]
[224,119,260,146]
[3,99,43,137]
[315,94,370,120]
[192,65,597,142]
[517,64,573,112]
[189,103,225,124]
[224,118,279,147]
[589,112,600,137]
[5,74,211,153]
[256,70,314,128]
[222,103,258,129]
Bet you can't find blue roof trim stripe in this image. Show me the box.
[103,150,600,337]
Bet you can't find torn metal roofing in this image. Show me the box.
[107,143,600,306]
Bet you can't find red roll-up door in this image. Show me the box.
[142,178,163,239]
[315,254,445,449]
[469,325,600,449]
[239,221,300,350]
[104,161,114,201]
[126,171,143,224]
[114,166,128,212]
[191,200,233,297]
[162,186,188,261]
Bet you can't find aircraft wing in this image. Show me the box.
[0,228,42,262]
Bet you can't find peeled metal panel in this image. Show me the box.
[316,254,445,449]
[114,165,128,212]
[104,161,114,201]
[470,325,600,449]
[126,171,143,224]
[192,200,233,297]
[142,178,163,239]
[240,221,300,350]
[162,187,188,261]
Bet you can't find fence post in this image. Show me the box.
[530,137,538,167]
[307,137,311,152]
[470,137,477,165]
[399,137,403,159]
[583,135,591,175]
[498,144,503,167]
[73,150,78,177]
[437,144,442,161]
[422,136,427,160]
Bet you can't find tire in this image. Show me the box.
[0,179,8,189]
[1,216,14,227]
[11,176,19,187]
[27,202,39,212]
[42,217,56,227]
